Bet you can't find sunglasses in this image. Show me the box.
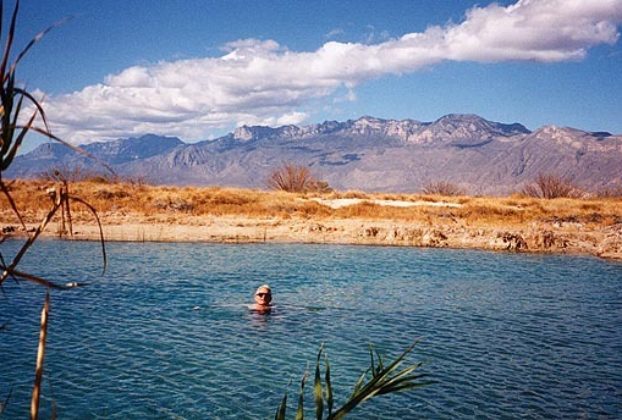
[256,293,271,298]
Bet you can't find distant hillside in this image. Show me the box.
[8,114,622,195]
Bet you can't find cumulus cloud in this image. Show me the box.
[42,0,622,144]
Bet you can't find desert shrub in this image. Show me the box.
[93,188,130,200]
[207,191,256,206]
[422,181,465,196]
[584,212,603,223]
[520,173,583,199]
[595,185,622,198]
[580,203,601,211]
[267,164,331,193]
[459,204,522,219]
[151,196,194,212]
[308,179,333,193]
[340,190,370,199]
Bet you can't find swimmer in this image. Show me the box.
[248,284,272,313]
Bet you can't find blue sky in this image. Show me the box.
[15,0,622,149]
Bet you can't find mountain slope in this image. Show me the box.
[7,115,622,194]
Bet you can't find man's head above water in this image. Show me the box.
[253,284,272,308]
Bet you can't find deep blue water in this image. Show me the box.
[1,239,621,419]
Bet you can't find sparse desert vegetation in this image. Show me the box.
[520,173,583,199]
[2,178,621,259]
[267,163,332,193]
[421,181,465,196]
[2,178,620,224]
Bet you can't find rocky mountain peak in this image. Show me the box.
[233,124,311,141]
[353,115,386,125]
[434,113,495,131]
[233,125,266,142]
[531,125,593,148]
[228,114,529,145]
[309,120,348,135]
[9,114,620,195]
[347,116,388,135]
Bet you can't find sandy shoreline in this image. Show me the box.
[3,184,621,260]
[8,214,617,261]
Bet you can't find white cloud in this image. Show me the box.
[41,0,622,144]
[324,28,344,40]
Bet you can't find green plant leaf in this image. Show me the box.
[350,370,368,398]
[376,350,384,372]
[274,392,287,420]
[369,345,377,376]
[377,381,430,395]
[324,353,333,417]
[332,341,422,418]
[275,341,428,420]
[314,346,324,420]
[295,370,307,420]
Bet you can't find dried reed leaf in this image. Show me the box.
[0,0,19,79]
[12,16,71,71]
[27,126,115,176]
[68,195,107,274]
[0,263,65,289]
[0,180,26,229]
[30,291,50,420]
[0,200,62,285]
[0,386,12,415]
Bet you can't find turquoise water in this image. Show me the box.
[1,240,621,418]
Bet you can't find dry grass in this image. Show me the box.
[2,179,621,229]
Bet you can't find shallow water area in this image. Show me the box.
[1,240,621,418]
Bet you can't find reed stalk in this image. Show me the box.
[0,2,108,416]
[30,291,49,420]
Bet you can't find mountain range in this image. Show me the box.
[7,114,622,195]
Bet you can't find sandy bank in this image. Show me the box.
[14,215,618,261]
[3,184,621,260]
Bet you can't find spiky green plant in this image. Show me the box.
[275,342,431,419]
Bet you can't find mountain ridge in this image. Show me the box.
[8,114,622,194]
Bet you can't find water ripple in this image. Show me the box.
[0,241,621,418]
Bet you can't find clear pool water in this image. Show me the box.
[1,240,621,418]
